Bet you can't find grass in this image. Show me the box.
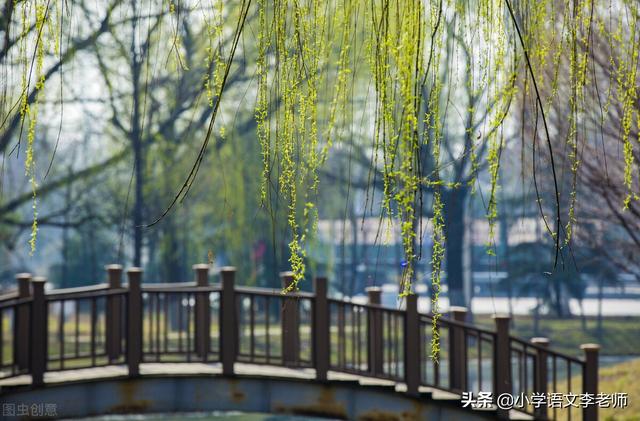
[536,357,639,421]
[473,315,640,357]
[597,358,640,421]
[469,315,640,420]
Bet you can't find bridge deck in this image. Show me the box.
[0,363,456,398]
[0,363,532,420]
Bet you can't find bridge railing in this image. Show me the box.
[418,307,498,395]
[45,283,128,372]
[135,265,223,364]
[0,274,32,380]
[0,266,600,421]
[234,280,314,368]
[327,297,369,375]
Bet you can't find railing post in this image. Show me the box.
[105,264,123,362]
[30,277,47,387]
[449,306,467,392]
[15,273,32,370]
[404,293,420,397]
[581,343,600,421]
[494,314,511,419]
[194,264,211,361]
[366,286,383,375]
[313,276,330,381]
[127,268,143,377]
[220,267,237,376]
[281,271,299,366]
[531,337,549,420]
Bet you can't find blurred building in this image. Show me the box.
[314,216,640,309]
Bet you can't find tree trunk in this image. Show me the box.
[499,205,513,319]
[349,206,358,297]
[597,278,604,341]
[552,277,566,318]
[162,220,182,283]
[340,219,347,295]
[533,297,541,336]
[61,168,72,288]
[131,6,144,267]
[442,187,468,307]
[132,135,143,267]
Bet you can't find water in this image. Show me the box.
[68,413,340,421]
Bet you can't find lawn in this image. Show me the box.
[473,315,640,357]
[593,357,639,421]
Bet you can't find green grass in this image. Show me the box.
[541,357,639,421]
[597,358,640,421]
[473,315,640,357]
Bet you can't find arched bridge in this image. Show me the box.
[0,265,600,420]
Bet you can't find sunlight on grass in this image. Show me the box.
[598,358,640,421]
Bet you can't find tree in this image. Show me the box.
[89,0,254,268]
[3,0,639,335]
[325,13,515,306]
[517,2,640,277]
[0,0,128,259]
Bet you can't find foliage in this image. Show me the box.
[3,0,640,360]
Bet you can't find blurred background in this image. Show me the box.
[1,0,638,390]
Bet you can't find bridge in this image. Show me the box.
[0,265,600,420]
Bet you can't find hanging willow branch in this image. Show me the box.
[4,0,640,362]
[146,0,253,227]
[504,0,562,266]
